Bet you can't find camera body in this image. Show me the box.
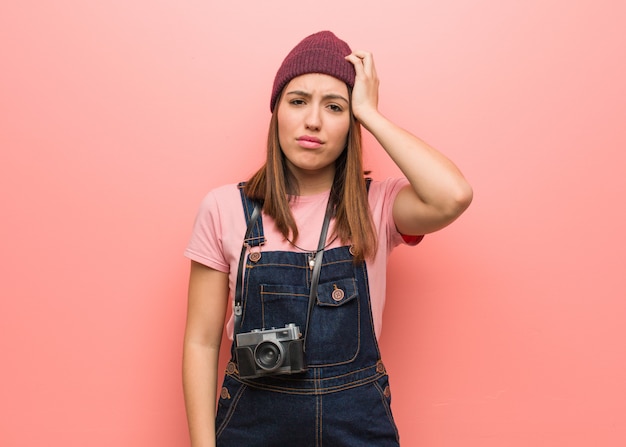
[235,323,306,379]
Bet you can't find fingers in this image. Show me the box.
[345,50,376,77]
[344,50,380,117]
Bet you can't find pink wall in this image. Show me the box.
[2,1,625,445]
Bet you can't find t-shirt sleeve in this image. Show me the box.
[374,178,424,250]
[401,233,424,245]
[184,189,230,273]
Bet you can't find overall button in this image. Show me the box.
[249,252,261,263]
[383,386,391,398]
[220,387,231,400]
[331,286,345,302]
[376,361,386,374]
[226,362,237,375]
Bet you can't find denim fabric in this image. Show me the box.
[215,192,400,446]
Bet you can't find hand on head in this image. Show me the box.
[345,51,380,121]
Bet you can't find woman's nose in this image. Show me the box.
[304,106,321,131]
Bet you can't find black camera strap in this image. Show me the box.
[233,195,335,347]
[233,203,262,337]
[302,196,334,352]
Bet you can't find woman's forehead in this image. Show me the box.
[284,73,349,97]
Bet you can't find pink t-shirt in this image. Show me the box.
[184,178,422,339]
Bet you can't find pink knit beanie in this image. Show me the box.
[270,31,355,112]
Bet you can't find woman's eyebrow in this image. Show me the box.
[285,90,349,104]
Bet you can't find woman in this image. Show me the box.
[183,31,472,446]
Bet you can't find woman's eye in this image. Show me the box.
[328,104,343,112]
[290,99,305,106]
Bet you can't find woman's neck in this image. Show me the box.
[289,167,335,196]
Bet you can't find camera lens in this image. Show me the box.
[254,341,284,371]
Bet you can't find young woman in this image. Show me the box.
[183,31,472,446]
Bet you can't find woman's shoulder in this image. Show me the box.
[367,177,409,200]
[195,182,244,214]
[201,182,242,201]
[208,182,242,196]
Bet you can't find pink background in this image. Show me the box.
[2,1,625,445]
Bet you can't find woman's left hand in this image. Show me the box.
[345,51,380,123]
[346,50,473,236]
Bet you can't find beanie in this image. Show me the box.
[270,31,355,112]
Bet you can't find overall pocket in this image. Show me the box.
[259,283,309,330]
[259,277,360,366]
[307,277,360,365]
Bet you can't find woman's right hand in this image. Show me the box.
[183,261,230,447]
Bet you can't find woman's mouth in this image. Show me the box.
[296,136,323,149]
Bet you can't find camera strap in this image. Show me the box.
[302,195,334,353]
[233,195,334,345]
[233,202,262,337]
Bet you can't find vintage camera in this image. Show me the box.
[235,323,306,379]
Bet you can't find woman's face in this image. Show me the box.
[276,73,350,190]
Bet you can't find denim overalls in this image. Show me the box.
[215,188,400,446]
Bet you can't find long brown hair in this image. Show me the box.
[244,92,377,263]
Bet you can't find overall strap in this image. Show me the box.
[237,182,265,247]
[233,183,264,335]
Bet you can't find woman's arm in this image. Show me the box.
[346,51,473,236]
[183,261,230,447]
